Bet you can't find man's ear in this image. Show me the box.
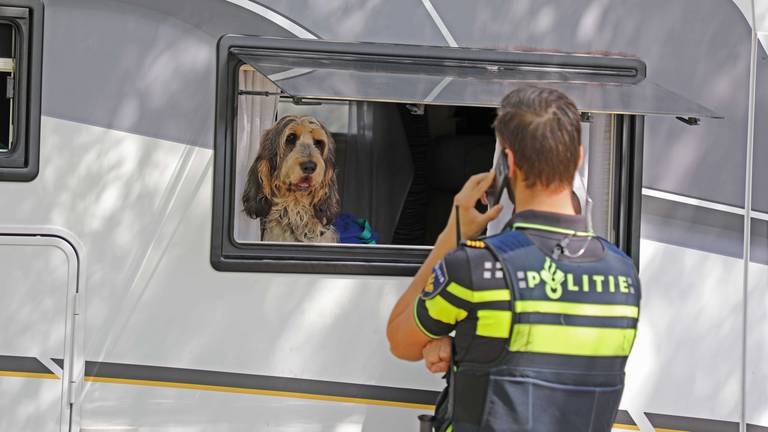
[504,147,516,184]
[578,145,585,169]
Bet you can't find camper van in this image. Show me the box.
[0,0,766,431]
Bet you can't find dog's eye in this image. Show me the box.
[313,139,325,152]
[286,133,297,147]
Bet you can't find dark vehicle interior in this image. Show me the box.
[276,99,497,246]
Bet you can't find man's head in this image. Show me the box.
[493,86,582,194]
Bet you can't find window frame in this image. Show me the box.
[212,36,649,275]
[0,0,42,182]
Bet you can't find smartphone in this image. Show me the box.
[487,155,509,208]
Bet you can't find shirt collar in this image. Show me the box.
[505,209,589,234]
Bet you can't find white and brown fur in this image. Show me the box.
[242,115,340,242]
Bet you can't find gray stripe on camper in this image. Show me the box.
[614,410,636,426]
[84,360,439,406]
[641,194,749,261]
[0,355,55,374]
[42,0,296,150]
[753,219,768,265]
[645,412,739,432]
[748,424,768,432]
[753,43,768,213]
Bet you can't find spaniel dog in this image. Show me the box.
[242,115,340,243]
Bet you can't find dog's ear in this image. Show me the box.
[242,116,298,219]
[242,158,273,219]
[313,128,340,226]
[313,178,340,226]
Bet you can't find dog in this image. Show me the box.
[242,115,340,243]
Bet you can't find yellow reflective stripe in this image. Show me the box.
[515,300,639,318]
[512,222,592,236]
[425,295,468,325]
[476,310,512,338]
[509,324,636,356]
[446,283,511,303]
[413,299,440,339]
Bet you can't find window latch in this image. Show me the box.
[406,104,425,115]
[676,116,700,126]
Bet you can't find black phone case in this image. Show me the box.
[488,157,509,207]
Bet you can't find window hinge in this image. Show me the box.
[68,381,76,405]
[73,291,81,317]
[237,90,283,97]
[68,291,81,407]
[291,97,322,106]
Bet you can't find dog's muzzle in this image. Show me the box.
[288,176,313,192]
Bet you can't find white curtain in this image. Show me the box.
[233,69,279,242]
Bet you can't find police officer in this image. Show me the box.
[386,86,641,432]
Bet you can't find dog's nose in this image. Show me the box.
[300,160,317,175]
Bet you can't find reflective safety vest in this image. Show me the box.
[442,228,641,432]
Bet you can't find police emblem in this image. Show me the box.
[421,261,449,300]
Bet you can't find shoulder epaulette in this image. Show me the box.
[462,239,486,249]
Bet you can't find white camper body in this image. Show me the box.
[0,1,766,431]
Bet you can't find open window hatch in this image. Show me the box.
[212,36,721,275]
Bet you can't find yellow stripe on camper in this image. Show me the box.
[0,371,59,380]
[612,424,641,430]
[84,376,433,410]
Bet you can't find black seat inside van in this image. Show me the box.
[393,105,495,245]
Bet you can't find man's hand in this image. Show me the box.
[447,171,504,241]
[423,336,453,374]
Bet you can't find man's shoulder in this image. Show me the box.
[439,242,505,291]
[444,243,496,270]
